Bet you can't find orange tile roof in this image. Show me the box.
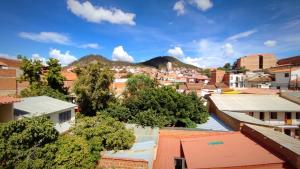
[237,88,279,95]
[0,61,7,66]
[0,96,20,104]
[181,132,284,169]
[0,57,20,68]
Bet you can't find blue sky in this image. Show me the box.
[0,0,300,67]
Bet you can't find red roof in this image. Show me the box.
[61,71,77,81]
[0,57,20,68]
[0,96,20,104]
[181,132,284,169]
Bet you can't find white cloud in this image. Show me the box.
[112,46,134,63]
[222,43,234,56]
[49,49,77,66]
[32,53,47,65]
[19,32,70,45]
[80,43,100,49]
[264,40,277,47]
[167,46,184,57]
[226,29,257,41]
[173,0,185,15]
[67,0,136,25]
[189,0,213,11]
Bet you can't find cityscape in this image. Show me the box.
[0,0,300,169]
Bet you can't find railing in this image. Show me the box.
[285,119,292,125]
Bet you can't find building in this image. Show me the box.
[244,72,272,88]
[166,62,172,71]
[268,65,300,90]
[277,55,300,66]
[235,54,277,71]
[0,96,20,123]
[210,69,226,84]
[224,73,246,88]
[208,94,300,139]
[111,78,127,97]
[14,96,77,133]
[153,129,284,169]
[61,70,77,92]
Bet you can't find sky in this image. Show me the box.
[0,0,300,67]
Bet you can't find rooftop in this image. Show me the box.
[196,114,232,131]
[181,132,283,169]
[14,96,77,117]
[209,94,300,112]
[223,111,274,127]
[245,124,300,155]
[0,96,20,104]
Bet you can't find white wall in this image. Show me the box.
[249,111,300,126]
[50,108,76,133]
[229,74,245,88]
[272,72,289,89]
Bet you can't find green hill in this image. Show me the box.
[139,56,199,69]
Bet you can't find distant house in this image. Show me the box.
[245,72,272,88]
[0,96,20,123]
[14,96,77,133]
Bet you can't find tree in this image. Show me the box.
[44,58,66,93]
[20,83,67,100]
[73,63,115,116]
[223,63,231,71]
[0,117,59,168]
[18,55,43,84]
[202,68,211,77]
[72,114,135,151]
[119,86,209,128]
[124,74,158,96]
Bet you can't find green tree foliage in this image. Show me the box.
[21,83,67,101]
[125,74,158,96]
[202,68,211,77]
[0,117,59,168]
[73,114,135,152]
[73,63,115,116]
[44,58,66,93]
[18,55,43,84]
[108,86,208,128]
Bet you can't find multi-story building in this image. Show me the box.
[234,54,277,71]
[223,73,246,88]
[244,72,272,88]
[210,69,226,84]
[268,65,300,90]
[277,55,300,66]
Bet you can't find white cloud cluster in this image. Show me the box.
[264,40,277,47]
[80,43,100,49]
[226,29,257,41]
[32,53,47,65]
[67,0,136,25]
[112,46,134,63]
[189,0,213,11]
[19,32,70,45]
[167,46,184,57]
[49,49,77,66]
[222,43,234,56]
[173,0,185,15]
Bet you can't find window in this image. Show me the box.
[284,73,290,77]
[296,112,300,120]
[249,112,254,116]
[270,112,277,119]
[259,112,265,120]
[59,110,71,123]
[174,158,186,169]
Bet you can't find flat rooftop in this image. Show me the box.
[210,94,300,112]
[196,114,232,131]
[181,132,284,169]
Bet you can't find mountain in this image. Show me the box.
[68,54,134,67]
[68,55,199,69]
[139,56,199,69]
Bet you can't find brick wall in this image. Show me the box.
[237,54,277,71]
[98,157,148,169]
[210,70,226,84]
[0,69,16,77]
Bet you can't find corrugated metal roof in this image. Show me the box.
[223,111,274,127]
[245,124,300,155]
[14,96,76,116]
[210,94,300,112]
[196,114,232,131]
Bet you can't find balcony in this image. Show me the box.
[285,119,292,125]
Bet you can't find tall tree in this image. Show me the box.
[73,63,114,116]
[18,55,43,84]
[44,58,66,93]
[125,74,158,97]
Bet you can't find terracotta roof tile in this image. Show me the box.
[0,96,20,104]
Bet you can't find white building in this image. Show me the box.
[14,96,77,133]
[166,62,172,72]
[270,66,300,90]
[208,94,300,139]
[228,73,246,88]
[245,72,272,89]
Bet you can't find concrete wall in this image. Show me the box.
[0,104,14,123]
[273,72,289,89]
[98,157,148,169]
[249,112,300,126]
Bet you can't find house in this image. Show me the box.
[61,70,77,92]
[268,65,300,90]
[208,94,300,139]
[223,72,246,88]
[245,72,272,88]
[14,96,77,133]
[0,96,20,123]
[277,55,300,66]
[153,129,284,169]
[111,78,127,97]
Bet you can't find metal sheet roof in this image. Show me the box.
[210,94,300,112]
[245,124,300,155]
[14,96,76,116]
[196,114,232,131]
